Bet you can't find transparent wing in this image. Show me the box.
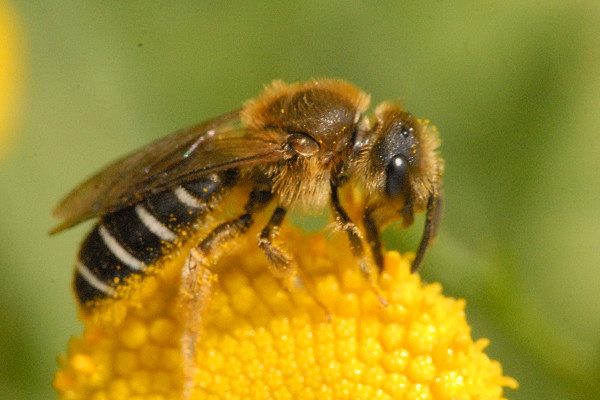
[51,110,287,233]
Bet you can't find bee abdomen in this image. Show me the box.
[74,171,238,304]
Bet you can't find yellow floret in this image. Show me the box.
[54,227,517,399]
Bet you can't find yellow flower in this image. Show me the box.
[0,2,24,159]
[54,226,517,400]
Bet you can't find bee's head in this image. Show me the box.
[355,102,443,227]
[351,101,443,271]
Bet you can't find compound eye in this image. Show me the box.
[385,154,410,198]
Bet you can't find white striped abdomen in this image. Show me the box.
[74,170,238,305]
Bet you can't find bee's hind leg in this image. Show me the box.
[179,252,215,400]
[178,186,273,399]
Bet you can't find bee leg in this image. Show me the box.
[330,183,368,272]
[179,254,215,400]
[258,206,333,320]
[257,206,301,297]
[196,186,273,256]
[363,207,384,273]
[330,184,388,306]
[258,206,295,277]
[179,187,273,399]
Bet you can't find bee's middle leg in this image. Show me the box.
[258,206,295,278]
[258,205,333,319]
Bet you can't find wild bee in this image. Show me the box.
[53,79,443,397]
[52,79,442,306]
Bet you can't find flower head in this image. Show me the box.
[54,224,516,400]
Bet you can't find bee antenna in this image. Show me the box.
[411,191,442,272]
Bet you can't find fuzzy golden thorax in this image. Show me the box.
[241,79,371,209]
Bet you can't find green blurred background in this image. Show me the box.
[1,1,599,399]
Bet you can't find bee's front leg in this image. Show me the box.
[330,182,387,306]
[329,182,370,276]
[363,207,384,273]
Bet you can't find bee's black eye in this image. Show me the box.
[385,155,410,198]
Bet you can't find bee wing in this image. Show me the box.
[51,110,287,233]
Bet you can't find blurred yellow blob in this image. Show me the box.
[0,2,24,159]
[54,223,517,400]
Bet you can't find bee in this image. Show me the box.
[52,79,443,308]
[53,79,442,397]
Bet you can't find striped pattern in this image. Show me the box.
[134,205,177,241]
[74,170,239,304]
[98,224,145,270]
[174,186,203,209]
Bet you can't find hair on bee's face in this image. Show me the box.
[355,102,442,214]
